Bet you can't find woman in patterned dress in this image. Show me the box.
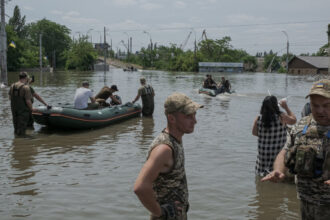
[252,96,297,176]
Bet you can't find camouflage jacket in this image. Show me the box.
[284,115,330,205]
[147,130,189,206]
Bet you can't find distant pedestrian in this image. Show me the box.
[134,92,203,220]
[8,72,34,136]
[132,77,155,116]
[252,95,296,176]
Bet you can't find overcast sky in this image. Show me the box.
[6,0,330,56]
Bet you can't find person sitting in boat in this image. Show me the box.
[110,95,122,106]
[95,85,120,107]
[217,77,231,94]
[74,81,96,109]
[203,74,217,90]
[223,78,231,93]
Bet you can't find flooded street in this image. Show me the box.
[0,69,314,219]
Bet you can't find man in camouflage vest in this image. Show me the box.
[8,72,34,136]
[134,92,203,220]
[262,79,330,220]
[132,77,155,116]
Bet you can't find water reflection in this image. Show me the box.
[10,138,38,196]
[35,118,140,147]
[216,95,231,110]
[138,117,155,150]
[248,177,300,220]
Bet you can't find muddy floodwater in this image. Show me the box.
[0,69,317,219]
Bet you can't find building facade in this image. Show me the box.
[288,56,329,74]
[199,62,244,72]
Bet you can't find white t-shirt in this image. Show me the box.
[74,87,93,109]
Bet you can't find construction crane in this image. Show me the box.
[120,40,128,50]
[179,31,192,50]
[202,29,208,41]
[199,29,212,57]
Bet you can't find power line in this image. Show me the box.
[93,19,330,33]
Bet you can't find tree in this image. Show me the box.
[315,43,329,56]
[6,7,40,71]
[26,19,71,68]
[243,55,257,72]
[128,36,259,72]
[8,5,27,38]
[263,54,280,72]
[6,25,23,71]
[65,36,98,71]
[198,36,233,62]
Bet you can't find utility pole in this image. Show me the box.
[194,38,197,71]
[286,41,289,72]
[192,29,197,72]
[53,50,56,70]
[328,24,330,74]
[282,31,289,73]
[110,39,112,58]
[103,26,107,74]
[39,33,42,73]
[130,37,132,54]
[127,38,129,60]
[124,32,130,60]
[0,0,8,85]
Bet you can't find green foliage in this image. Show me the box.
[315,43,329,56]
[5,6,100,72]
[198,36,234,62]
[263,54,281,72]
[26,18,72,68]
[7,25,43,70]
[280,53,294,62]
[6,25,23,71]
[243,55,257,72]
[277,66,287,73]
[19,46,41,68]
[65,37,98,71]
[6,6,50,71]
[8,5,27,38]
[128,36,255,72]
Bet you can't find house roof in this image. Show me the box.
[296,56,329,69]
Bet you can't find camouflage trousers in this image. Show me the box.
[150,212,187,220]
[300,200,330,220]
[150,206,188,220]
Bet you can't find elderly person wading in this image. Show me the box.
[134,92,203,220]
[262,79,330,220]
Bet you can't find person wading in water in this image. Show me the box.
[132,77,155,116]
[134,92,203,220]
